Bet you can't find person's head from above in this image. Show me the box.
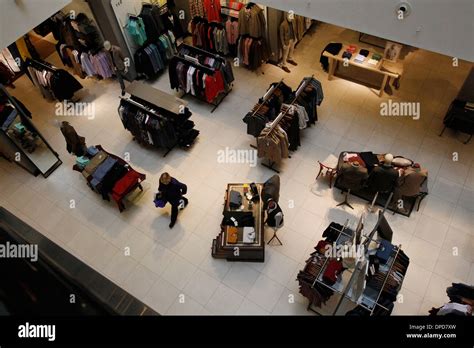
[160,172,172,185]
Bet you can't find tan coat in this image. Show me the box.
[238,5,266,38]
[279,18,296,46]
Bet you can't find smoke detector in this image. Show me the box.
[396,2,412,18]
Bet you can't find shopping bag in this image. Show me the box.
[153,193,166,208]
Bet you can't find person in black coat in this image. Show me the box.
[158,172,188,228]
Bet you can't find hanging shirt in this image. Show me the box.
[204,0,221,22]
[186,67,196,94]
[126,17,147,46]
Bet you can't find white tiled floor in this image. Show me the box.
[1,22,473,316]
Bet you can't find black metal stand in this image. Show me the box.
[262,160,280,173]
[464,134,473,144]
[163,144,176,157]
[439,121,473,144]
[267,227,283,245]
[438,125,447,137]
[132,136,175,158]
[181,88,231,113]
[337,189,354,209]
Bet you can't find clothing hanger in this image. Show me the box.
[173,56,215,75]
[179,43,225,63]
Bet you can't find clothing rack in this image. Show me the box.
[304,213,406,316]
[310,219,350,290]
[179,43,226,63]
[119,81,198,157]
[174,55,215,75]
[119,96,165,121]
[366,245,402,315]
[248,80,284,151]
[172,51,232,113]
[118,96,176,157]
[253,79,284,117]
[25,58,57,72]
[259,76,313,173]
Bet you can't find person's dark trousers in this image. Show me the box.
[116,71,126,96]
[170,197,189,224]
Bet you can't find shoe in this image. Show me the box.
[169,221,176,229]
[287,59,298,66]
[179,198,189,210]
[281,66,291,73]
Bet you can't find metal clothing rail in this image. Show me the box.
[248,80,284,153]
[258,75,314,173]
[367,245,402,315]
[119,96,176,157]
[119,96,165,120]
[264,75,314,136]
[171,55,231,113]
[25,58,57,72]
[174,55,215,75]
[179,43,226,63]
[306,212,405,316]
[251,79,284,118]
[310,219,350,289]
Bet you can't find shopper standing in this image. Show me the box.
[157,173,189,228]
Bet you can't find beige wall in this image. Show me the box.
[0,0,72,50]
[257,0,474,62]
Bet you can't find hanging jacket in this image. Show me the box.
[50,69,83,101]
[320,42,342,72]
[140,5,162,42]
[204,0,221,22]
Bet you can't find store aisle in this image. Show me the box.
[1,22,473,315]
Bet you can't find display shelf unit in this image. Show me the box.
[211,183,265,262]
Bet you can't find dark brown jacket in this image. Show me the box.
[60,122,86,156]
[108,45,126,72]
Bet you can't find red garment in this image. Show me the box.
[315,240,330,254]
[347,155,366,167]
[323,259,343,285]
[208,27,214,50]
[204,0,221,22]
[111,170,144,202]
[204,70,225,103]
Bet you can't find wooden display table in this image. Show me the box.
[323,44,403,96]
[73,145,146,212]
[211,183,265,262]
